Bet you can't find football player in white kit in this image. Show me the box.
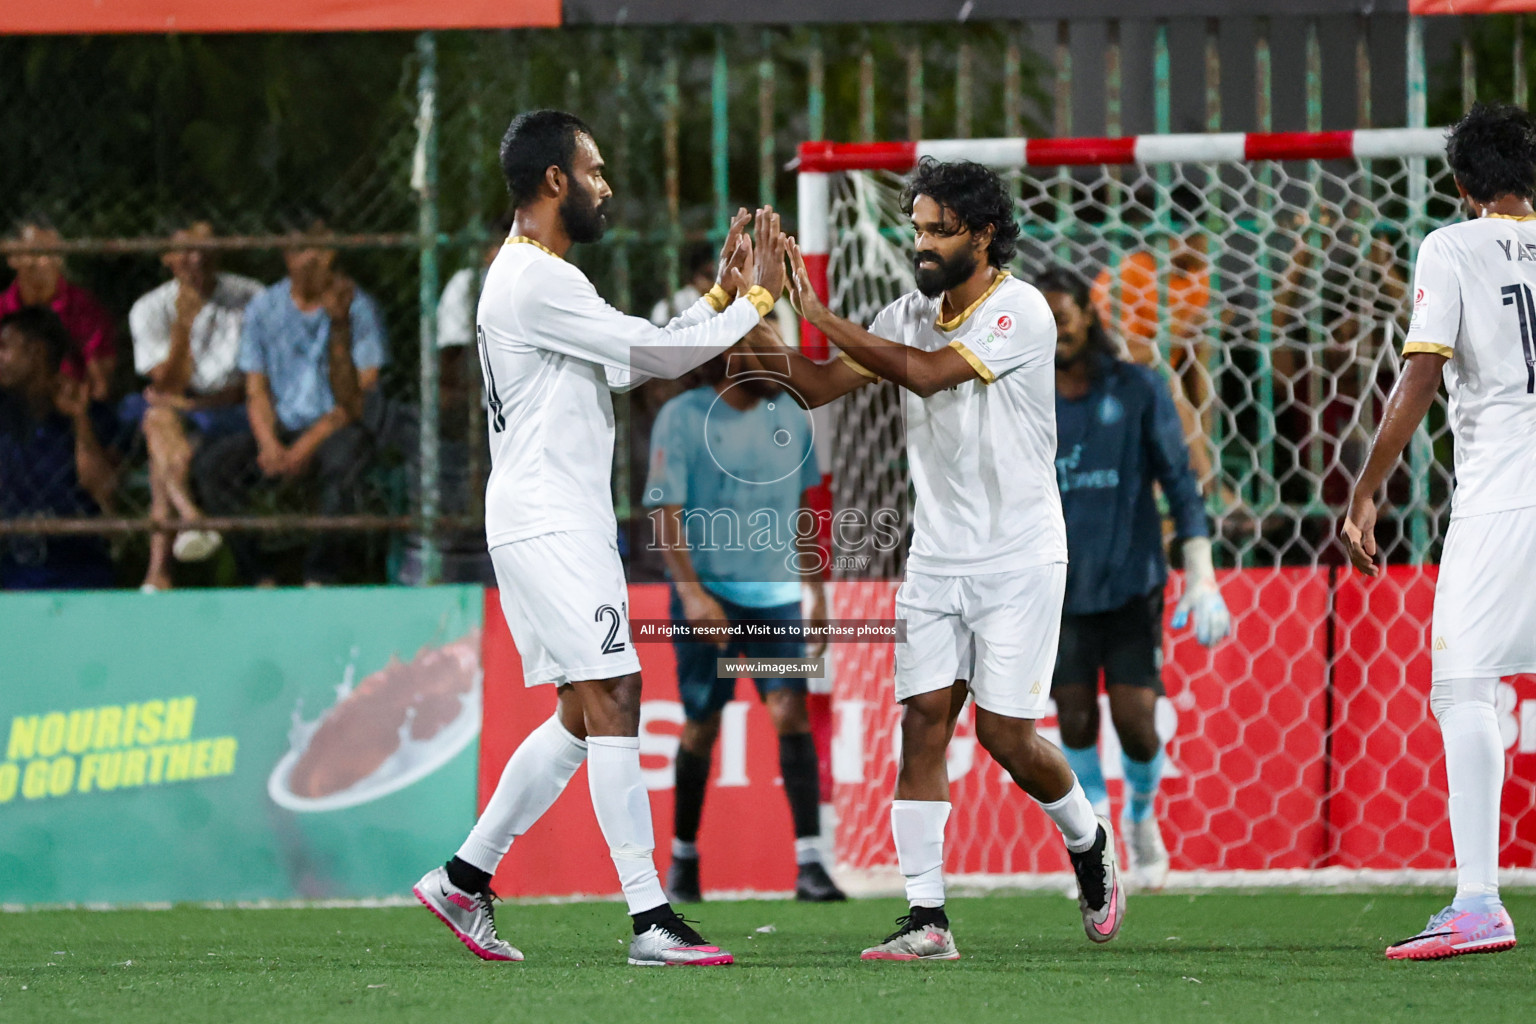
[1343,102,1536,960]
[740,158,1123,959]
[413,110,785,967]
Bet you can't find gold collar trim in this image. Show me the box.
[1486,213,1536,222]
[506,235,563,259]
[936,270,1010,332]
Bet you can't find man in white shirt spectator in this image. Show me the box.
[127,221,262,591]
[648,243,717,327]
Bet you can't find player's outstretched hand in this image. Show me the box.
[1341,493,1380,577]
[752,206,787,299]
[716,207,751,295]
[721,231,756,300]
[784,236,830,326]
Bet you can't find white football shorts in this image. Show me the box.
[893,561,1067,719]
[490,531,642,687]
[1432,504,1536,682]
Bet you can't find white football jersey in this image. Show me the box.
[476,238,761,547]
[865,272,1068,575]
[1405,215,1536,519]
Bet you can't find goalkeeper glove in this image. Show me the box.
[1171,536,1230,648]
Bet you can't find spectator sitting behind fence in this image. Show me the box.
[0,308,120,590]
[2,218,118,402]
[126,221,264,591]
[194,220,386,586]
[650,242,718,326]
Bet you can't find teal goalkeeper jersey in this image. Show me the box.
[644,385,821,609]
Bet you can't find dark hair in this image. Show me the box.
[899,158,1019,267]
[1033,267,1118,362]
[1446,102,1536,203]
[685,241,716,277]
[0,307,74,373]
[500,110,594,210]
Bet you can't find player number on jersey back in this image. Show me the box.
[1499,283,1536,394]
[476,325,508,431]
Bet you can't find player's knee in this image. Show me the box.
[765,688,808,734]
[1429,676,1498,724]
[973,711,1033,760]
[1053,694,1098,749]
[680,716,720,754]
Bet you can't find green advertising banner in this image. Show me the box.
[0,586,483,906]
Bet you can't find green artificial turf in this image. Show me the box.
[2,892,1533,1023]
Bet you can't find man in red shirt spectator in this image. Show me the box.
[2,220,118,401]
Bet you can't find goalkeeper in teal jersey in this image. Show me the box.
[1037,267,1231,890]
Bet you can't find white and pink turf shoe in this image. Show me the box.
[1069,816,1125,944]
[860,912,961,961]
[627,916,735,966]
[1385,905,1517,960]
[413,866,524,962]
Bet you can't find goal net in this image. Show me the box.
[800,130,1536,888]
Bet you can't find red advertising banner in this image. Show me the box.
[1,0,559,35]
[1410,0,1536,13]
[480,584,802,899]
[480,567,1536,897]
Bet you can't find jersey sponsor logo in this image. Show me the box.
[973,311,1018,354]
[1433,636,1449,651]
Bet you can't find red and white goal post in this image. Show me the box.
[795,129,1536,890]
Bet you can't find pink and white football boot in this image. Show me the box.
[1386,905,1516,960]
[413,866,523,962]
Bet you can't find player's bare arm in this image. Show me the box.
[731,319,872,409]
[786,236,981,398]
[1341,351,1448,576]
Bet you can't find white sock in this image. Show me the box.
[456,714,587,873]
[794,837,823,866]
[1040,778,1099,853]
[588,735,668,915]
[1432,677,1505,913]
[891,800,949,908]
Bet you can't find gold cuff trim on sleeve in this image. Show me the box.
[1402,341,1454,359]
[838,351,880,380]
[948,340,996,383]
[704,284,731,313]
[745,285,776,318]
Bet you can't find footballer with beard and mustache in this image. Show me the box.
[414,109,787,969]
[739,157,1123,961]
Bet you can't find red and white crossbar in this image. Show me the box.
[793,127,1446,359]
[794,127,1446,175]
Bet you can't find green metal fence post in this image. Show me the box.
[712,28,730,241]
[414,29,442,585]
[760,30,777,208]
[663,46,682,298]
[1254,17,1279,526]
[1406,14,1434,563]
